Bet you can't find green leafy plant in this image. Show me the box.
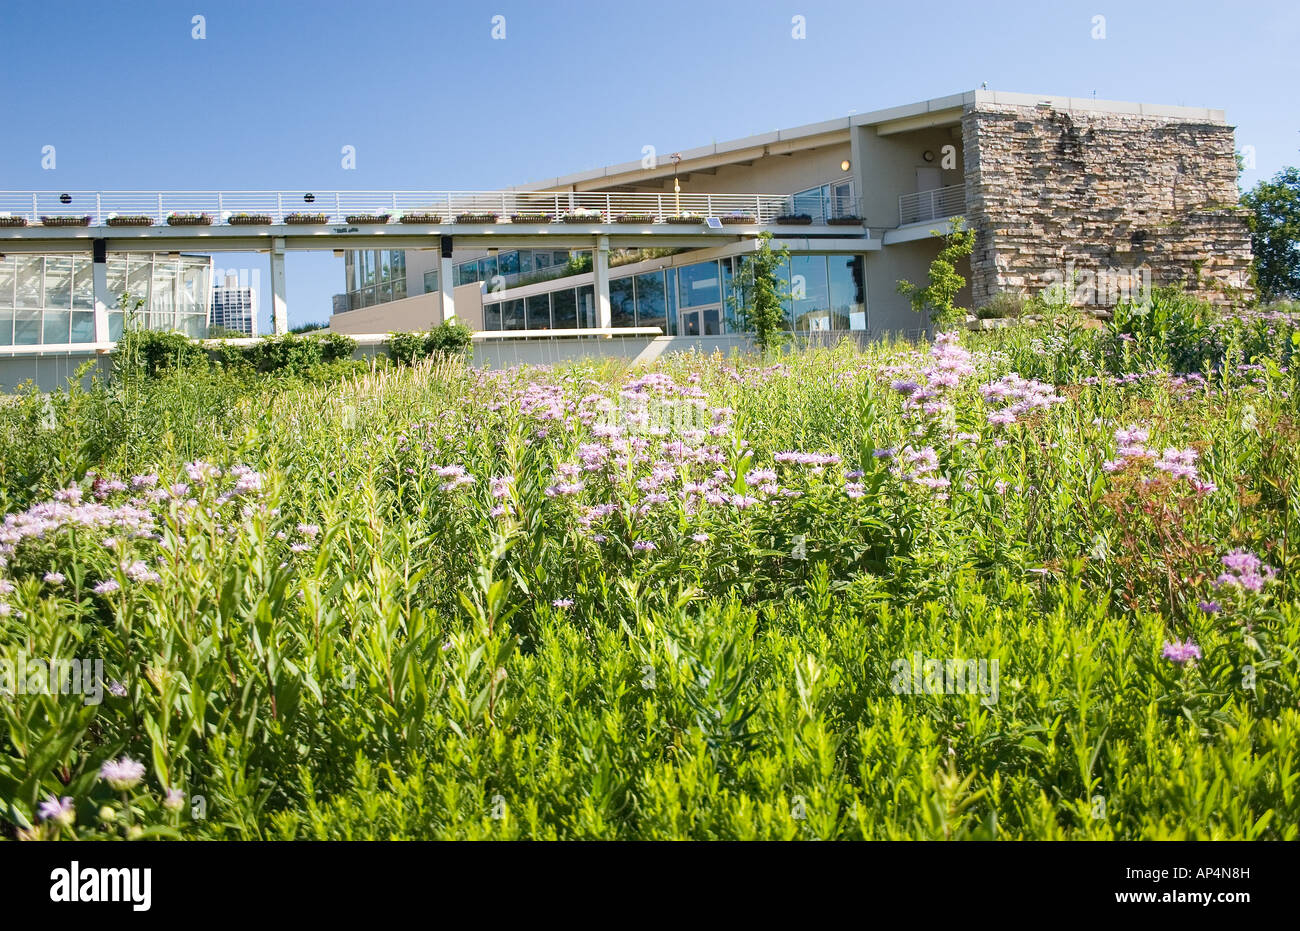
[897,218,975,328]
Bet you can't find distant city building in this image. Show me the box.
[211,275,256,337]
[332,293,348,315]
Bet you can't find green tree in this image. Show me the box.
[730,231,790,352]
[896,218,975,328]
[1242,167,1300,301]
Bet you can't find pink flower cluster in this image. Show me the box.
[1101,426,1215,493]
[1214,549,1277,594]
[980,374,1066,425]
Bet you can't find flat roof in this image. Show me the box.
[510,89,1229,193]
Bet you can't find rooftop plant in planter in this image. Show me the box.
[227,213,273,225]
[666,212,705,224]
[614,212,655,223]
[399,212,443,223]
[167,212,213,226]
[455,213,499,224]
[828,215,863,225]
[345,212,392,224]
[106,215,155,227]
[284,212,329,224]
[0,216,29,227]
[510,213,552,224]
[563,208,604,223]
[40,216,92,227]
[775,213,813,225]
[721,212,756,225]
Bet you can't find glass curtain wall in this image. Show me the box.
[0,253,211,344]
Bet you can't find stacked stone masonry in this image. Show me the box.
[961,103,1254,308]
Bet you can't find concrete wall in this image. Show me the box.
[0,351,110,393]
[328,291,442,334]
[962,102,1253,307]
[867,238,971,334]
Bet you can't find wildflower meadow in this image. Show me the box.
[1,291,1298,840]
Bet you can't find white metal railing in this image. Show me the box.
[780,193,863,223]
[0,191,796,227]
[898,184,966,226]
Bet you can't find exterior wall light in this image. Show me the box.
[841,159,851,172]
[922,151,936,163]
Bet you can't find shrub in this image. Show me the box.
[388,321,473,365]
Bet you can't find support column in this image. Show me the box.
[270,238,288,335]
[594,234,611,330]
[91,239,111,343]
[439,235,455,323]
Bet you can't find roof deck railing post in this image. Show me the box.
[96,193,102,226]
[157,193,163,223]
[217,192,223,221]
[31,193,37,222]
[277,193,284,223]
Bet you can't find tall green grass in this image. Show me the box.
[1,304,1298,839]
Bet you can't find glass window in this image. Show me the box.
[483,302,502,330]
[829,254,865,331]
[554,251,570,267]
[423,269,439,294]
[127,258,152,312]
[790,254,830,332]
[42,310,70,343]
[392,277,407,302]
[107,258,128,307]
[391,250,406,281]
[480,255,499,286]
[664,268,677,336]
[0,309,13,344]
[678,260,720,308]
[577,286,595,328]
[498,251,519,276]
[43,257,72,309]
[70,311,95,342]
[519,251,534,274]
[16,257,43,308]
[151,262,178,330]
[551,289,577,328]
[14,309,40,344]
[610,276,635,328]
[634,271,666,333]
[70,259,93,310]
[533,251,551,269]
[456,261,478,287]
[380,251,392,283]
[381,280,393,303]
[0,257,14,308]
[501,298,525,330]
[525,294,551,329]
[108,312,124,341]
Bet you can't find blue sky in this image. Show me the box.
[2,0,1296,331]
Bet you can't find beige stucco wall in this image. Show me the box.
[623,143,854,200]
[867,238,972,336]
[855,125,965,228]
[328,291,442,334]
